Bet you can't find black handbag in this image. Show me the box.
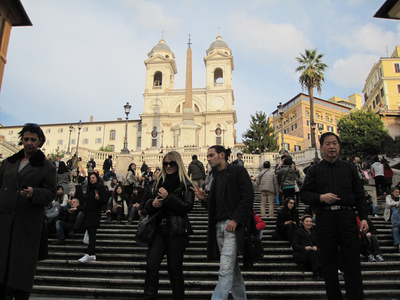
[244,212,264,261]
[245,230,264,261]
[135,211,160,247]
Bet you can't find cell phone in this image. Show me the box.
[22,185,28,189]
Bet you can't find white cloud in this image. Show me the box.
[329,53,379,89]
[228,11,313,63]
[332,22,399,55]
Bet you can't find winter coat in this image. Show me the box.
[276,166,296,188]
[143,179,194,235]
[0,149,56,292]
[203,164,254,261]
[82,183,107,228]
[188,159,206,181]
[256,169,279,193]
[292,228,319,268]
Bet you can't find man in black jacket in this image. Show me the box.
[192,145,253,299]
[301,132,369,300]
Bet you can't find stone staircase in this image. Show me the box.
[32,187,400,300]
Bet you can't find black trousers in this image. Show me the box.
[85,227,97,255]
[316,209,364,300]
[374,176,385,197]
[144,225,189,300]
[0,286,30,300]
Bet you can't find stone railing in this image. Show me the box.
[66,146,320,179]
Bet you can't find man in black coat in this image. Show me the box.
[102,155,113,174]
[301,132,369,300]
[192,145,253,299]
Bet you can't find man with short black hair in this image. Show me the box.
[192,145,253,299]
[102,155,113,174]
[232,152,244,167]
[301,132,369,300]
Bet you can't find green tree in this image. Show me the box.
[242,111,279,154]
[337,110,392,158]
[49,150,65,161]
[296,49,328,149]
[99,145,113,152]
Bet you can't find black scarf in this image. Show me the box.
[160,172,180,194]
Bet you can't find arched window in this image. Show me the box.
[109,130,116,140]
[214,68,223,86]
[153,71,162,89]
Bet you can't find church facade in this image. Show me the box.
[140,35,237,150]
[0,35,239,157]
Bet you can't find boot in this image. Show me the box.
[107,214,113,224]
[126,218,132,226]
[117,215,122,224]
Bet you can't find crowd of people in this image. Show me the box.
[2,122,399,300]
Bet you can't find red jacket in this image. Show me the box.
[254,210,266,231]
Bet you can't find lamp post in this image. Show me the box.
[66,125,74,155]
[310,121,319,161]
[278,102,284,154]
[76,120,82,160]
[121,102,132,154]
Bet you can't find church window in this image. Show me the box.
[216,137,222,145]
[194,104,199,112]
[137,137,141,147]
[109,145,115,152]
[109,130,116,140]
[214,68,223,86]
[152,139,157,147]
[153,71,162,89]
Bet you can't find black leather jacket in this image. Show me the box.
[143,179,194,235]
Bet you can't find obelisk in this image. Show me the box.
[179,35,198,146]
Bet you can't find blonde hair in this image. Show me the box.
[156,151,191,189]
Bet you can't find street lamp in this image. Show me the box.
[310,121,319,161]
[66,125,74,155]
[76,120,82,160]
[121,102,132,154]
[278,102,284,154]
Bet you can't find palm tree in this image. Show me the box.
[295,49,328,149]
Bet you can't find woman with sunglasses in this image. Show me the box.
[142,151,194,299]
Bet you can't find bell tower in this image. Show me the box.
[204,35,234,91]
[143,38,177,114]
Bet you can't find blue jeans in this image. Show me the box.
[392,228,400,246]
[212,220,247,300]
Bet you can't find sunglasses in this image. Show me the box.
[163,161,178,168]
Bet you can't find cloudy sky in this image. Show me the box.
[1,0,399,142]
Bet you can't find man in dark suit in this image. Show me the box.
[301,132,369,300]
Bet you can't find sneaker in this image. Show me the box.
[375,255,384,262]
[374,214,378,217]
[51,239,65,245]
[78,254,96,263]
[367,254,376,262]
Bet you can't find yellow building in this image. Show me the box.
[0,0,32,93]
[271,93,361,151]
[362,45,400,138]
